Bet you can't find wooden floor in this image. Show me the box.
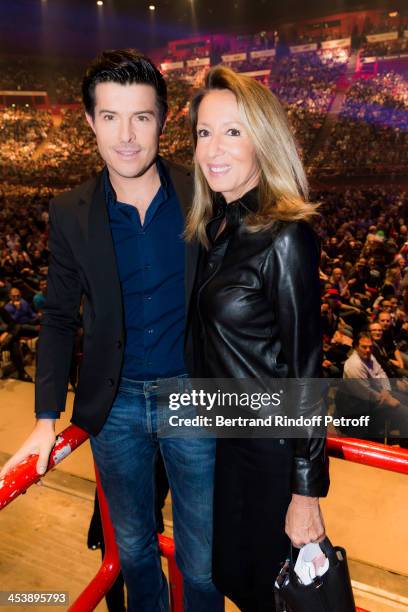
[0,377,407,611]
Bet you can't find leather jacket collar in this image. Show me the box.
[214,186,259,221]
[207,187,259,243]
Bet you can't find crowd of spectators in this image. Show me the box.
[362,17,401,35]
[314,186,408,441]
[0,108,53,182]
[313,187,408,377]
[314,71,408,176]
[1,51,407,180]
[360,37,408,59]
[159,79,193,165]
[270,50,348,157]
[163,48,350,164]
[38,109,103,185]
[54,75,83,104]
[0,108,103,187]
[0,185,62,381]
[0,58,48,92]
[0,56,85,103]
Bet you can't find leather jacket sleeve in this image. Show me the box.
[264,221,330,497]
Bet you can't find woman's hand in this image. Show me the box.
[285,494,325,548]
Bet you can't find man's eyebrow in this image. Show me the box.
[98,109,156,116]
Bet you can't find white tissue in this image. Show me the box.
[294,543,329,585]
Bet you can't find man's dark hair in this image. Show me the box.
[354,332,372,348]
[82,49,168,129]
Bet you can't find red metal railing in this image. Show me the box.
[68,464,121,611]
[0,425,88,510]
[0,424,183,610]
[2,426,406,610]
[327,436,408,475]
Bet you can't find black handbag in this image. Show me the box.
[274,537,357,612]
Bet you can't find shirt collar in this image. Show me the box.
[206,186,259,244]
[104,155,170,207]
[213,186,259,218]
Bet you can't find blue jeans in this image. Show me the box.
[90,376,224,612]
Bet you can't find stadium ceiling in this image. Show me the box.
[1,0,405,58]
[94,0,405,31]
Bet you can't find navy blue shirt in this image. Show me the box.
[38,158,187,419]
[106,158,186,380]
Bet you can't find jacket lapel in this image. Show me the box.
[79,171,123,323]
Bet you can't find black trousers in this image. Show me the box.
[213,438,293,612]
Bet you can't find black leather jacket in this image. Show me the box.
[192,188,329,498]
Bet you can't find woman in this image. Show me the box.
[186,66,330,611]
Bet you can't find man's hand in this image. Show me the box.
[285,494,325,548]
[0,419,56,479]
[378,390,400,408]
[386,396,401,408]
[378,389,392,405]
[396,379,408,392]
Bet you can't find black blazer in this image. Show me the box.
[35,159,198,436]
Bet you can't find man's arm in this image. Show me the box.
[24,300,39,322]
[344,355,391,401]
[370,355,392,392]
[35,200,83,416]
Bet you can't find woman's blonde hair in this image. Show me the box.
[186,65,318,246]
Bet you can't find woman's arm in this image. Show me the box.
[264,221,329,545]
[270,221,329,497]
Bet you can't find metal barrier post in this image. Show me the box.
[158,534,184,612]
[68,464,121,611]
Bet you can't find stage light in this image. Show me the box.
[388,11,398,17]
[97,0,103,6]
[149,4,156,10]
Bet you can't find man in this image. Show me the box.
[0,50,223,612]
[378,310,407,375]
[5,287,39,337]
[322,327,353,377]
[0,305,32,382]
[329,266,350,299]
[369,321,398,377]
[338,333,407,442]
[321,300,338,340]
[33,278,47,314]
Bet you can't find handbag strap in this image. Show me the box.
[318,536,339,566]
[289,536,339,567]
